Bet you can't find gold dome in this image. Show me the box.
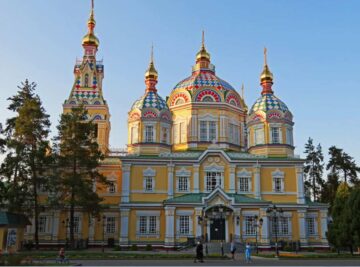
[82,33,99,47]
[260,64,273,82]
[196,31,210,61]
[145,45,158,79]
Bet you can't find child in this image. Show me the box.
[245,242,252,263]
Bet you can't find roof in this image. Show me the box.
[0,212,31,227]
[249,93,290,114]
[131,91,169,112]
[305,197,329,207]
[164,193,270,204]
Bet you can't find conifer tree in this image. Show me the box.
[53,105,108,248]
[303,138,324,201]
[0,80,51,249]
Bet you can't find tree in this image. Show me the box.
[53,105,108,248]
[303,138,324,201]
[0,80,51,249]
[327,146,360,185]
[320,173,340,207]
[327,182,353,254]
[346,186,360,250]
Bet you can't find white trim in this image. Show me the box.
[143,167,156,176]
[175,167,191,177]
[176,210,194,216]
[136,210,161,216]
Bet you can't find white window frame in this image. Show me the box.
[228,122,240,145]
[245,216,256,236]
[131,124,139,144]
[204,164,224,192]
[272,169,285,193]
[176,167,191,193]
[143,122,156,143]
[143,168,156,193]
[108,181,116,193]
[136,211,160,237]
[237,169,252,193]
[269,123,283,144]
[270,215,292,237]
[161,124,170,144]
[176,210,193,237]
[39,216,47,233]
[306,214,318,236]
[106,216,116,234]
[254,126,264,145]
[173,120,186,144]
[198,119,218,142]
[286,127,293,146]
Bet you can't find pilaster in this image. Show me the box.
[165,207,176,247]
[121,164,131,203]
[296,165,305,204]
[193,164,200,193]
[167,164,175,198]
[229,164,236,193]
[194,207,203,238]
[260,208,270,246]
[298,210,308,246]
[234,208,241,242]
[254,164,261,199]
[320,209,329,246]
[119,208,130,246]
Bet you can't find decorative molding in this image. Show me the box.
[143,167,156,176]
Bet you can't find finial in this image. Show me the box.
[264,47,267,66]
[145,44,158,82]
[82,0,99,47]
[202,30,205,48]
[150,43,154,64]
[91,0,94,10]
[241,83,244,99]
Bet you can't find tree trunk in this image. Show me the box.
[70,194,75,250]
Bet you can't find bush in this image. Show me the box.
[307,247,315,252]
[23,240,34,251]
[113,245,121,251]
[146,244,153,251]
[130,244,138,251]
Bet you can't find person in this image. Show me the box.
[245,242,252,263]
[230,240,236,260]
[194,241,204,263]
[57,247,68,264]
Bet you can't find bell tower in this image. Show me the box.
[63,0,111,154]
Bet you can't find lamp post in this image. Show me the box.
[197,213,209,255]
[266,205,283,257]
[251,215,263,254]
[101,215,106,253]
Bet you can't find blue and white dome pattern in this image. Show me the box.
[131,91,169,111]
[249,94,289,114]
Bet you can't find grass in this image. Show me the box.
[255,252,360,259]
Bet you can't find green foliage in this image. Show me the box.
[304,137,324,201]
[145,244,153,251]
[130,244,138,251]
[0,79,51,249]
[52,105,108,248]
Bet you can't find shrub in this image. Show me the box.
[307,247,315,252]
[130,244,138,251]
[146,244,153,251]
[113,245,121,251]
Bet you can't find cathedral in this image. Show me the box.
[24,3,329,249]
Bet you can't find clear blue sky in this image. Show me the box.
[0,0,359,164]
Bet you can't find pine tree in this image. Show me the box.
[327,146,360,185]
[303,138,324,201]
[347,186,360,250]
[320,173,340,207]
[0,80,51,249]
[53,105,108,249]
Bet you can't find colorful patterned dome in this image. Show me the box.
[131,91,169,112]
[249,93,289,114]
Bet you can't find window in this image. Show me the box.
[228,123,240,145]
[199,121,217,142]
[138,216,159,235]
[254,128,264,145]
[84,73,89,87]
[108,182,116,193]
[206,172,222,191]
[202,96,214,102]
[179,216,190,235]
[177,176,189,192]
[144,176,154,192]
[131,126,138,144]
[306,217,316,235]
[271,217,290,236]
[173,122,186,144]
[286,128,293,146]
[239,177,250,192]
[161,127,169,144]
[245,216,255,235]
[145,126,154,142]
[106,217,116,234]
[74,216,80,233]
[271,127,280,144]
[39,216,47,233]
[273,177,283,192]
[149,216,157,234]
[139,216,147,234]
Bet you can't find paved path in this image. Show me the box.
[69,258,360,266]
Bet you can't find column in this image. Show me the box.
[190,114,198,142]
[254,164,261,199]
[165,207,176,247]
[193,164,200,193]
[320,209,329,246]
[298,210,308,247]
[219,115,227,142]
[119,208,130,246]
[195,208,203,238]
[296,165,305,204]
[260,208,270,246]
[121,164,131,203]
[234,208,241,242]
[167,164,174,199]
[229,164,236,194]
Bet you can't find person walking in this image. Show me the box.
[245,242,252,263]
[230,240,236,260]
[194,241,204,263]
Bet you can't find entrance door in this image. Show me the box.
[210,218,225,241]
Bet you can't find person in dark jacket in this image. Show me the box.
[194,241,204,263]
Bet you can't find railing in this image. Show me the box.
[108,147,128,156]
[75,58,103,65]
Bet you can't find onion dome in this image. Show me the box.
[169,32,243,108]
[130,47,169,114]
[82,2,99,48]
[249,48,291,116]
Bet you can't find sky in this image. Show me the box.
[0,0,359,165]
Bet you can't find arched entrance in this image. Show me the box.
[205,205,233,242]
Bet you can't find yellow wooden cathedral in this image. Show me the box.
[24,2,329,250]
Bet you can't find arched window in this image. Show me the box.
[93,101,101,105]
[202,96,214,102]
[175,98,185,105]
[84,73,89,87]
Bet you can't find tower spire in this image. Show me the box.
[82,0,99,49]
[241,83,244,99]
[260,47,274,94]
[195,30,211,70]
[201,30,205,49]
[145,44,158,92]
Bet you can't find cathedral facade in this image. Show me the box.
[24,3,329,249]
